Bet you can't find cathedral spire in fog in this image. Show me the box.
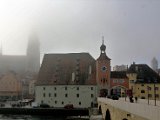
[151,57,158,72]
[26,32,40,73]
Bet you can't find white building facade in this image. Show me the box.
[35,85,97,108]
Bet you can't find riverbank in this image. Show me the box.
[0,107,89,117]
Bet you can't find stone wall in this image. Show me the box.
[99,103,147,120]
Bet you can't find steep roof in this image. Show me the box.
[97,53,111,61]
[111,71,128,79]
[36,53,96,85]
[127,64,160,83]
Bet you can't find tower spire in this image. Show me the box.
[100,36,106,53]
[27,32,40,73]
[102,36,104,45]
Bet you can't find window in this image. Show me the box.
[141,90,145,93]
[77,87,79,90]
[65,87,67,90]
[41,100,44,104]
[113,79,118,83]
[79,102,81,105]
[119,79,124,83]
[49,93,51,97]
[156,94,159,98]
[43,87,45,90]
[55,101,57,104]
[155,87,159,90]
[148,94,152,98]
[54,87,56,90]
[130,80,134,83]
[141,96,145,99]
[62,101,64,105]
[65,94,68,97]
[91,94,94,98]
[43,93,45,97]
[77,94,79,98]
[103,78,106,83]
[54,93,57,97]
[91,87,93,90]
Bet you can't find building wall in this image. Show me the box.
[127,73,137,94]
[0,72,22,100]
[35,85,97,108]
[96,59,111,91]
[29,80,36,96]
[127,73,160,100]
[110,78,129,89]
[110,78,129,96]
[134,83,160,100]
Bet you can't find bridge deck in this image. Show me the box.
[98,97,160,120]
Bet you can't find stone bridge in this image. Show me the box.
[98,97,160,120]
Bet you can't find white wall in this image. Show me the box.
[35,85,97,108]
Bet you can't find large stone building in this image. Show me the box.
[36,53,97,108]
[96,39,129,97]
[96,39,111,96]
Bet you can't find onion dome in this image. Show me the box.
[100,36,106,53]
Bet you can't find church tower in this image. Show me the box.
[96,36,111,96]
[26,33,40,73]
[151,57,158,72]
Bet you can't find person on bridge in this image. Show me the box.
[135,97,138,103]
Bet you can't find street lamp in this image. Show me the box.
[147,86,150,105]
[154,78,157,106]
[147,79,150,105]
[125,88,126,101]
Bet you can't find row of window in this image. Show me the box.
[101,78,107,84]
[147,94,159,98]
[113,79,124,83]
[43,93,94,98]
[141,84,159,89]
[41,100,82,105]
[43,87,94,91]
[141,89,159,93]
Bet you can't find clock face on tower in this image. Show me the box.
[101,66,107,72]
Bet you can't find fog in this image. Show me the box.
[0,0,160,67]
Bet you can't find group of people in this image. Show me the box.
[129,96,138,103]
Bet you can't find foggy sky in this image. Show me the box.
[0,0,160,68]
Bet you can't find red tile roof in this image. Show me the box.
[36,53,96,85]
